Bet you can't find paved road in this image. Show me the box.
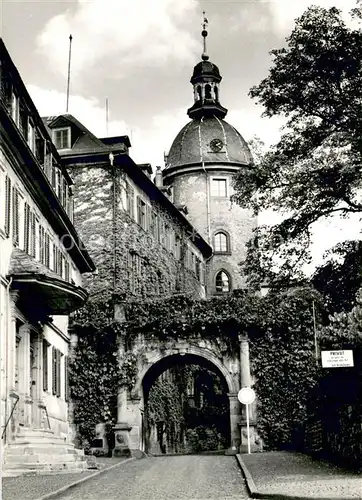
[57,455,250,500]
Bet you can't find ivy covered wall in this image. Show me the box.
[69,162,207,302]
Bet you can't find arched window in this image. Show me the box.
[197,86,202,100]
[214,231,230,253]
[205,84,212,99]
[215,270,231,293]
[214,86,219,101]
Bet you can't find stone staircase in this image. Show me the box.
[3,428,88,476]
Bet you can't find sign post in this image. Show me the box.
[237,387,256,455]
[321,350,354,368]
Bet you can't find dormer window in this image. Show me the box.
[53,127,71,150]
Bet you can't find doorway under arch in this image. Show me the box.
[141,353,232,455]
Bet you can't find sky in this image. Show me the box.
[1,0,361,271]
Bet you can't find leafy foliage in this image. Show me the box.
[312,240,362,316]
[69,326,121,447]
[232,4,362,283]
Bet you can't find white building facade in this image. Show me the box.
[0,39,95,474]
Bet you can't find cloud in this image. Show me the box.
[36,0,199,82]
[270,0,358,32]
[27,84,189,170]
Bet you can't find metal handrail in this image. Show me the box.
[1,392,19,440]
[38,402,51,430]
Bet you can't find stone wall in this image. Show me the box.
[68,162,205,301]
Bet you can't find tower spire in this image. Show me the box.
[201,11,209,61]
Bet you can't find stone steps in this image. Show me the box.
[5,445,80,455]
[3,428,88,476]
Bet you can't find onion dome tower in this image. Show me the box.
[163,14,256,297]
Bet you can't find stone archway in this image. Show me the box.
[113,339,250,456]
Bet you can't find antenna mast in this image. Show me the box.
[106,97,109,137]
[66,34,73,113]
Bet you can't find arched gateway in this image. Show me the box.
[112,332,257,456]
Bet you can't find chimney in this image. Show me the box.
[154,166,163,188]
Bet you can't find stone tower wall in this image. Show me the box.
[170,168,257,294]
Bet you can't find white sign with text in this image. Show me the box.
[321,350,354,368]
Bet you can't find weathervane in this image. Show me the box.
[201,11,209,61]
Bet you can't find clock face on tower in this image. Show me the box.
[210,138,223,152]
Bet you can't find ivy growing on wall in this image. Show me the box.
[70,286,337,451]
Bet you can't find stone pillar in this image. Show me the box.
[113,332,132,457]
[113,299,132,457]
[238,334,256,453]
[18,323,32,427]
[32,331,43,428]
[227,393,240,454]
[8,292,19,394]
[68,331,78,446]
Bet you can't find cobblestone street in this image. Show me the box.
[55,455,249,500]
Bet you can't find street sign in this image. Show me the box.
[321,350,354,368]
[237,387,256,455]
[238,387,256,405]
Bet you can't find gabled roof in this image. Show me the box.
[44,114,131,155]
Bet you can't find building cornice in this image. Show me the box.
[163,162,250,183]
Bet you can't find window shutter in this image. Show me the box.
[45,233,50,268]
[39,225,45,264]
[24,202,30,253]
[53,243,57,272]
[64,355,69,402]
[52,347,57,395]
[56,350,61,397]
[5,175,11,237]
[43,340,48,392]
[30,212,36,257]
[12,186,19,245]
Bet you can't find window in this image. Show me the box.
[205,84,212,99]
[11,92,19,125]
[23,203,36,256]
[30,212,36,258]
[52,347,62,397]
[175,235,181,260]
[151,210,158,239]
[215,270,231,293]
[56,169,62,199]
[28,121,35,152]
[24,203,30,253]
[125,183,134,219]
[137,196,147,229]
[35,131,45,167]
[43,340,49,391]
[211,178,227,197]
[44,233,50,268]
[53,128,70,150]
[53,245,63,277]
[64,259,70,282]
[39,225,45,264]
[214,231,230,253]
[164,224,171,250]
[19,102,28,140]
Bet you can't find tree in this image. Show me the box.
[233,4,362,284]
[311,240,362,316]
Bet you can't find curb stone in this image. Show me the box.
[235,453,361,500]
[33,457,135,500]
[236,454,259,498]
